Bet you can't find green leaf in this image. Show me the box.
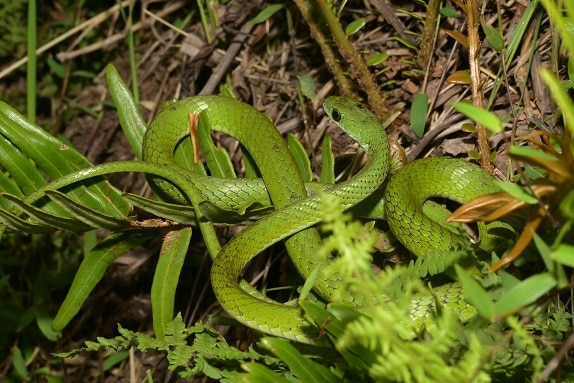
[452,102,503,132]
[103,350,130,371]
[455,265,495,320]
[411,92,428,138]
[288,134,312,182]
[45,190,131,230]
[552,244,574,267]
[494,273,557,317]
[0,208,58,234]
[345,18,366,35]
[151,227,192,338]
[0,100,130,218]
[11,346,28,379]
[249,3,286,25]
[494,181,538,204]
[531,230,554,273]
[0,192,92,232]
[52,231,153,331]
[106,64,147,160]
[508,145,558,162]
[296,74,317,101]
[320,134,335,184]
[260,337,339,383]
[0,133,48,195]
[198,112,236,178]
[482,23,505,52]
[36,310,59,341]
[367,52,388,66]
[243,362,289,383]
[440,6,459,18]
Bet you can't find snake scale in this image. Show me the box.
[142,95,501,344]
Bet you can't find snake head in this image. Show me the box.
[323,96,389,154]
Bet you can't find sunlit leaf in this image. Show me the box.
[249,3,285,25]
[345,18,366,35]
[452,102,503,132]
[411,92,428,138]
[494,273,556,317]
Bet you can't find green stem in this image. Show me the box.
[26,0,37,124]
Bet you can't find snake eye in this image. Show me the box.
[331,108,342,122]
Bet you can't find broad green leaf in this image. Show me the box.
[367,52,388,66]
[198,112,236,178]
[455,265,495,320]
[494,273,557,317]
[260,337,339,383]
[52,231,153,331]
[106,64,147,159]
[440,6,459,18]
[288,134,312,182]
[11,346,27,379]
[152,227,192,339]
[249,3,286,25]
[36,310,59,341]
[0,101,130,217]
[482,23,504,52]
[452,102,503,132]
[552,244,574,267]
[0,133,48,195]
[494,181,538,204]
[411,92,428,138]
[531,230,554,273]
[243,362,289,383]
[499,270,521,291]
[560,189,574,219]
[345,18,366,35]
[296,74,317,101]
[103,350,130,371]
[508,145,558,162]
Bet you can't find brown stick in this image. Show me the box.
[466,0,494,172]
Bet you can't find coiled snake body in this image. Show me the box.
[143,96,500,344]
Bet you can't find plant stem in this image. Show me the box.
[466,0,493,172]
[27,0,37,124]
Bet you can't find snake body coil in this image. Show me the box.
[142,95,501,344]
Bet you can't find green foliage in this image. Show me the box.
[55,314,274,381]
[0,0,27,58]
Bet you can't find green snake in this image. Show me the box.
[141,95,502,344]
